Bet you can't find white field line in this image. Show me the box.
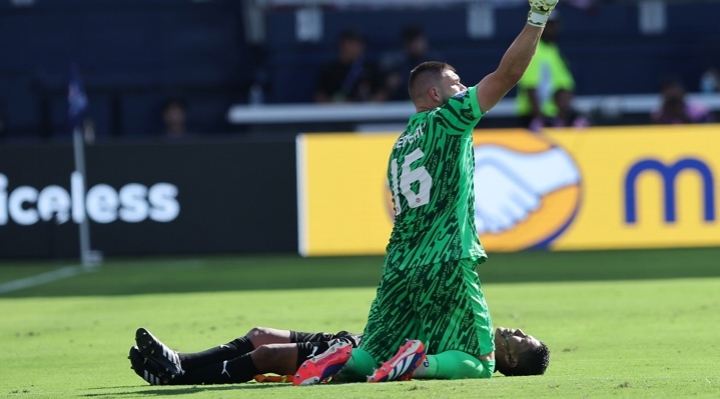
[0,265,84,294]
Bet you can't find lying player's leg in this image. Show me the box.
[130,327,363,385]
[256,332,362,384]
[202,335,363,385]
[179,343,300,385]
[179,326,294,371]
[132,325,295,378]
[129,346,172,385]
[133,328,186,382]
[130,340,321,385]
[294,312,387,385]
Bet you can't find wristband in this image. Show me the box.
[527,11,550,27]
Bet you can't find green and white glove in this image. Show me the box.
[527,0,559,27]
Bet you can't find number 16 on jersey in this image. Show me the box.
[389,148,433,216]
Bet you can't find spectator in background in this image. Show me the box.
[652,79,713,124]
[162,97,190,138]
[699,18,720,94]
[531,88,589,130]
[700,69,719,94]
[314,29,386,103]
[515,12,575,129]
[379,24,444,101]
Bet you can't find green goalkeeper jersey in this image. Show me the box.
[386,85,487,268]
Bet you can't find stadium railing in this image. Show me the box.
[227,92,720,127]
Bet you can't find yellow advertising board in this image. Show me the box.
[297,125,720,256]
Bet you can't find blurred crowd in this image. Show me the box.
[303,9,717,133]
[1,1,718,142]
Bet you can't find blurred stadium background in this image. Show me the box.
[1,0,719,263]
[0,0,719,140]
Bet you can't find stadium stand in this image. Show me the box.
[263,3,719,102]
[0,0,718,139]
[0,0,249,139]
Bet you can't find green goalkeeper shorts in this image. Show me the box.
[359,257,494,363]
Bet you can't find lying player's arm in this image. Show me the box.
[475,0,559,113]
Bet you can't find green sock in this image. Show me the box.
[337,348,377,382]
[413,350,495,380]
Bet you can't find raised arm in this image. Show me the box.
[476,0,559,113]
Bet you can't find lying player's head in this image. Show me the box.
[408,61,466,107]
[493,326,550,376]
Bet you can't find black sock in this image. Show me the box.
[179,337,254,371]
[171,354,259,385]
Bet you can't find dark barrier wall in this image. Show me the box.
[0,138,297,259]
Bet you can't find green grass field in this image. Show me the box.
[1,248,720,398]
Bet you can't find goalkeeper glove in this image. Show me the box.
[527,0,559,28]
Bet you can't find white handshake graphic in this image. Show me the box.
[473,146,580,234]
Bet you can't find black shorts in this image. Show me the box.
[290,330,363,366]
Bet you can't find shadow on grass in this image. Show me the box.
[81,383,293,397]
[2,246,720,298]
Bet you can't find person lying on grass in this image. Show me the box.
[128,325,549,385]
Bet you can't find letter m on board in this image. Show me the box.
[624,158,715,223]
